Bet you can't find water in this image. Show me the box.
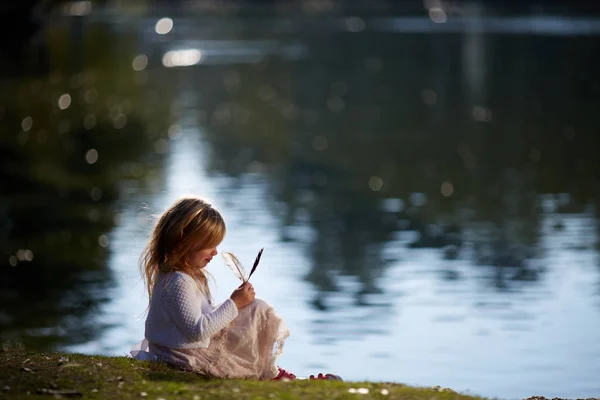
[1,1,600,399]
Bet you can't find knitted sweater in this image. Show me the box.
[144,271,239,349]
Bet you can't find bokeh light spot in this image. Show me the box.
[441,181,454,197]
[409,192,428,206]
[369,176,383,191]
[58,93,72,110]
[155,18,173,35]
[132,54,148,71]
[21,116,33,132]
[86,149,99,164]
[429,7,447,23]
[98,235,109,248]
[16,249,34,262]
[345,17,365,32]
[162,49,203,68]
[381,198,405,213]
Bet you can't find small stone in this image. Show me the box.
[140,392,147,397]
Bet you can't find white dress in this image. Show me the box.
[131,298,290,380]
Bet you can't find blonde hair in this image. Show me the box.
[139,196,226,305]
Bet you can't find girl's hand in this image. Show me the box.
[230,282,255,309]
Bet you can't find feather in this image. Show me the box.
[221,252,247,282]
[247,248,264,281]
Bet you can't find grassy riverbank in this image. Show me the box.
[0,346,491,400]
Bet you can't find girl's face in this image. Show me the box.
[185,244,218,269]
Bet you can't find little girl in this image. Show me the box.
[130,196,340,381]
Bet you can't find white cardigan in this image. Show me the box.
[143,271,238,349]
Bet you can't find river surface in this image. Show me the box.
[1,2,600,399]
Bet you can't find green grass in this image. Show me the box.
[0,346,490,400]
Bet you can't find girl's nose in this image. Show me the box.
[212,248,218,256]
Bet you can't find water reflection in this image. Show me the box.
[1,1,600,398]
[0,12,171,349]
[199,30,600,299]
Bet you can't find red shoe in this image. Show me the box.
[309,372,343,381]
[273,367,297,381]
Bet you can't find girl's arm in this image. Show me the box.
[165,275,238,343]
